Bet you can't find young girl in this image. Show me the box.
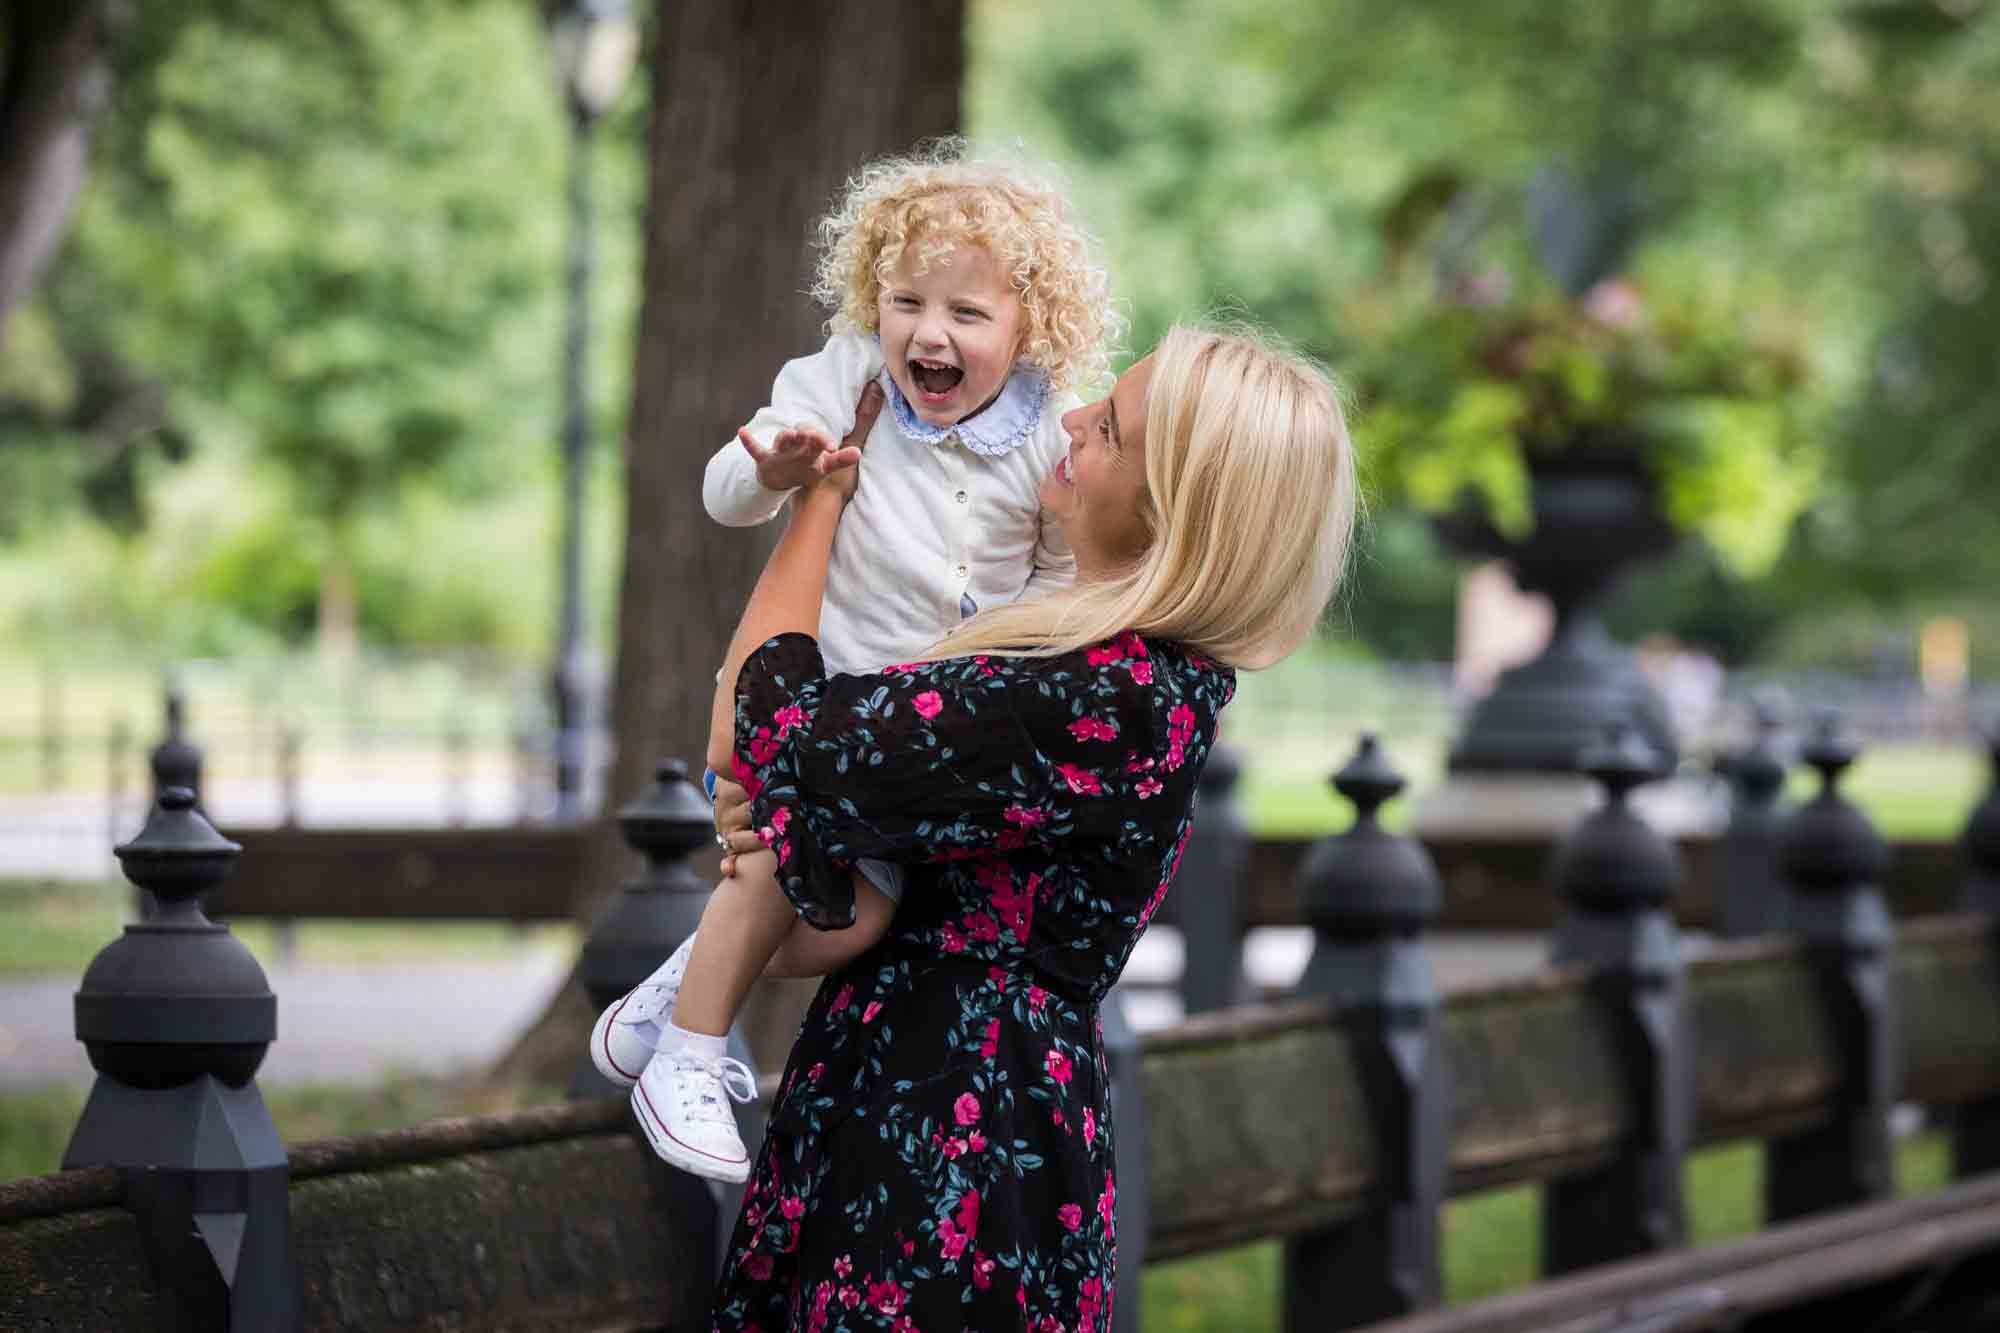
[587,142,1121,1182]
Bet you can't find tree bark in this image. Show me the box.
[491,0,963,1090]
[0,0,120,347]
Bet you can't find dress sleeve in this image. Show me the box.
[702,332,885,528]
[732,630,1175,930]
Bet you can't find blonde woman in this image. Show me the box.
[700,324,1358,1331]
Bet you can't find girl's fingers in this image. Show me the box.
[737,428,772,462]
[724,829,764,855]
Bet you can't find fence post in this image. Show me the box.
[64,786,297,1328]
[1286,734,1446,1329]
[569,760,740,1272]
[1177,743,1250,1015]
[445,715,471,826]
[1767,712,1897,1221]
[1102,985,1147,1333]
[1543,722,1691,1274]
[1955,720,2000,1177]
[1714,699,1790,938]
[40,655,65,792]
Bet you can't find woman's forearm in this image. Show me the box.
[705,485,846,771]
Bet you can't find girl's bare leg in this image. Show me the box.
[670,849,795,1036]
[767,872,895,978]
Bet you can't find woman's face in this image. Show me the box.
[1042,355,1155,578]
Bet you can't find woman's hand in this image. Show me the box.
[802,380,884,504]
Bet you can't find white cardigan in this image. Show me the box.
[703,333,1076,675]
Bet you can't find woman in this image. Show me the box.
[705,323,1358,1331]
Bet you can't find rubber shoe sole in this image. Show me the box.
[589,990,653,1089]
[630,1078,751,1183]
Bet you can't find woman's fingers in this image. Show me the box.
[724,829,764,855]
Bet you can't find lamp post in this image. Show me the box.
[549,0,638,821]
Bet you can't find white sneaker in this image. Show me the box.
[632,1046,758,1183]
[588,934,696,1088]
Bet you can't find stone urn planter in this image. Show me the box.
[1432,445,1682,776]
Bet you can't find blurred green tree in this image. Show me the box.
[0,0,573,657]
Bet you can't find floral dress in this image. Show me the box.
[712,629,1234,1333]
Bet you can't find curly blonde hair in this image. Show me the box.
[813,140,1122,393]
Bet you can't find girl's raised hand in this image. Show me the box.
[739,426,839,492]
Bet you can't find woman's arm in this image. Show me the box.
[703,382,882,774]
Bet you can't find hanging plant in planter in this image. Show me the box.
[1356,164,1820,579]
[1347,165,1822,773]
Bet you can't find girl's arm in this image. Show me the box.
[703,382,882,774]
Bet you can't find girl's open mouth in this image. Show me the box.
[910,359,964,399]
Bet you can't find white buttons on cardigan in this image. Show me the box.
[954,490,968,504]
[955,563,968,579]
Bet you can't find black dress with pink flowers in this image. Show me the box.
[710,630,1233,1333]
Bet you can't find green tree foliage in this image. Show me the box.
[0,0,618,655]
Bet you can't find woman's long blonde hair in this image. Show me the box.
[928,323,1359,671]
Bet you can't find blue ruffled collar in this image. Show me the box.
[880,360,1050,459]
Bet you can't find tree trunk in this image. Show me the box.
[0,0,120,347]
[491,0,964,1090]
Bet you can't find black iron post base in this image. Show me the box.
[1544,1156,1685,1277]
[65,1074,296,1331]
[1450,619,1681,775]
[1767,1116,1896,1221]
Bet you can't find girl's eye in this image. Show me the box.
[955,306,984,320]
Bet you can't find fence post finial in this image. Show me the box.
[1715,692,1791,937]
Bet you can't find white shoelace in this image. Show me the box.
[666,1050,757,1125]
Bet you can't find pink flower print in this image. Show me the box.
[1046,1046,1072,1084]
[862,1000,882,1024]
[938,1219,968,1261]
[831,984,854,1013]
[808,1061,825,1082]
[1083,1106,1097,1147]
[773,703,807,735]
[1124,754,1155,773]
[839,1285,860,1309]
[1027,984,1048,1011]
[971,1251,995,1290]
[1085,642,1123,666]
[994,827,1026,850]
[1127,657,1154,684]
[729,755,763,799]
[912,689,944,720]
[955,1188,981,1239]
[867,1278,905,1315]
[1055,762,1102,795]
[780,1195,805,1221]
[988,966,1008,984]
[746,1251,774,1282]
[1114,630,1146,658]
[954,1092,981,1126]
[1067,716,1119,743]
[942,1137,966,1160]
[1059,1202,1083,1232]
[748,727,781,766]
[1017,1281,1028,1309]
[768,806,790,835]
[894,1316,917,1333]
[1052,1107,1065,1126]
[902,1239,915,1257]
[966,911,1001,943]
[834,1254,852,1279]
[1098,1168,1117,1230]
[1004,803,1048,827]
[1136,776,1163,799]
[980,1017,1001,1059]
[968,1129,987,1152]
[940,923,966,954]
